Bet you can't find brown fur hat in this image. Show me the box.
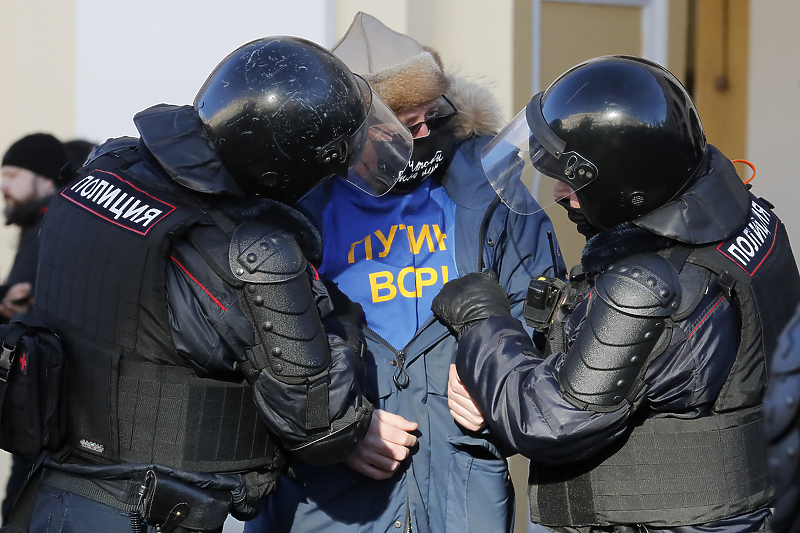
[332,12,450,115]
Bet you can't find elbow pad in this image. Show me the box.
[558,252,681,411]
[289,398,373,465]
[230,220,330,383]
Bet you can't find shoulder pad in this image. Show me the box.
[595,252,681,317]
[229,220,306,284]
[90,136,139,160]
[78,137,139,172]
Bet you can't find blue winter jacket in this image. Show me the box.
[246,134,562,533]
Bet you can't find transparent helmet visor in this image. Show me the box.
[481,107,597,215]
[344,76,413,196]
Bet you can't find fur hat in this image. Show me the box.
[2,133,70,184]
[332,12,450,114]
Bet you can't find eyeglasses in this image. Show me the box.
[406,95,458,137]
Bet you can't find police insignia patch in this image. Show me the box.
[716,200,778,276]
[61,170,176,235]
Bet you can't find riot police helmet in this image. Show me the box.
[480,55,707,231]
[194,36,412,203]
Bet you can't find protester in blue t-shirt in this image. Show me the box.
[247,12,564,533]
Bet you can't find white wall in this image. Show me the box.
[0,0,336,274]
[746,0,800,250]
[74,0,335,142]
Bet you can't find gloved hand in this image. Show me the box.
[431,270,511,339]
[231,469,281,520]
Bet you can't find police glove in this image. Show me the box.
[431,270,511,339]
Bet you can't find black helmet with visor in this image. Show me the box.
[194,36,413,204]
[481,55,707,231]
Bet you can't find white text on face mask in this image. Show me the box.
[399,151,444,183]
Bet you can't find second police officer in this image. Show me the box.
[432,55,800,532]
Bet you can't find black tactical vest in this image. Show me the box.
[34,150,280,473]
[531,195,800,527]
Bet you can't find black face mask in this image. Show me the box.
[557,199,600,239]
[391,127,457,193]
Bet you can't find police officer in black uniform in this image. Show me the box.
[432,55,800,532]
[12,36,413,533]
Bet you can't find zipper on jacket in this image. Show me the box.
[366,316,437,390]
[477,195,502,273]
[404,495,412,533]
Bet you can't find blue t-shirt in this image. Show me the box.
[319,178,458,350]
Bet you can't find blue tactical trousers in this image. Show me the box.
[28,486,155,533]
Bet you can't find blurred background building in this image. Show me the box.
[1,1,798,531]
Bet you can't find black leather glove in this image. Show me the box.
[431,270,511,339]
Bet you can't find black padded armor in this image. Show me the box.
[531,195,800,526]
[227,219,372,465]
[289,401,372,465]
[558,252,680,410]
[686,196,800,412]
[33,149,281,473]
[230,221,331,383]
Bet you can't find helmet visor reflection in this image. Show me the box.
[344,76,413,196]
[480,107,595,215]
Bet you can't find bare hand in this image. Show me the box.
[344,409,418,480]
[448,364,486,432]
[0,282,32,319]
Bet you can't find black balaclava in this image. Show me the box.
[558,199,600,240]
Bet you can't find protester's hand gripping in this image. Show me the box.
[343,409,418,480]
[447,364,486,432]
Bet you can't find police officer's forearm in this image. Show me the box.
[250,337,371,464]
[455,315,629,463]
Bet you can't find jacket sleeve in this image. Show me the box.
[166,235,371,462]
[166,237,255,377]
[455,278,741,464]
[248,271,372,461]
[455,315,629,464]
[764,304,800,532]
